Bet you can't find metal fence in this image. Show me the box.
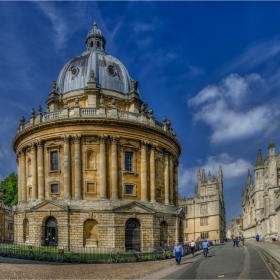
[0,240,206,264]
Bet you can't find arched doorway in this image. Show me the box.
[125,218,140,250]
[160,221,168,246]
[84,219,98,247]
[45,217,58,246]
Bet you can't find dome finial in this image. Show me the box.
[94,21,97,27]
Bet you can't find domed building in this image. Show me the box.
[12,22,183,249]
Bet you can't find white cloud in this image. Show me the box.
[179,153,253,197]
[188,73,279,144]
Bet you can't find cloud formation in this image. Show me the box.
[179,153,253,197]
[188,73,280,144]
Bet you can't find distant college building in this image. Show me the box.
[12,22,184,249]
[0,187,14,241]
[242,139,280,240]
[179,166,226,242]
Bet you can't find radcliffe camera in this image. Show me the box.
[0,2,279,280]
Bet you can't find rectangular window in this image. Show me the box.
[200,204,208,215]
[185,219,188,228]
[200,217,208,226]
[8,223,14,232]
[200,232,209,239]
[51,151,58,170]
[51,184,59,194]
[28,186,32,197]
[207,187,213,195]
[125,152,132,171]
[86,182,97,193]
[156,188,162,199]
[125,185,133,195]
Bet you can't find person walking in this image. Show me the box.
[256,233,260,242]
[173,241,184,265]
[241,236,245,246]
[235,236,239,247]
[189,240,196,257]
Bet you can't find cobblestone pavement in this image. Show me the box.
[0,256,177,279]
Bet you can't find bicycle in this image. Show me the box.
[36,248,52,262]
[7,245,21,258]
[53,249,81,263]
[25,246,35,260]
[161,249,172,259]
[203,248,208,258]
[105,251,126,263]
[152,249,164,260]
[0,245,6,257]
[129,250,143,262]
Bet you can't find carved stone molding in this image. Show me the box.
[36,139,44,148]
[83,137,98,145]
[98,134,108,143]
[29,142,36,150]
[72,134,81,144]
[61,135,70,144]
[140,140,149,149]
[110,135,120,145]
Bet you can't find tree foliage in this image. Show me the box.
[0,172,18,206]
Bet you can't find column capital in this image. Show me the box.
[110,135,120,145]
[36,139,44,148]
[61,135,70,143]
[98,134,108,143]
[29,142,36,150]
[72,134,82,144]
[140,140,149,149]
[150,143,157,150]
[164,149,170,157]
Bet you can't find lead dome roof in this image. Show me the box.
[57,22,138,95]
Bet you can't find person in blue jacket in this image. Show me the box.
[256,233,260,242]
[235,236,239,247]
[173,241,184,265]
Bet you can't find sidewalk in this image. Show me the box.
[246,240,280,263]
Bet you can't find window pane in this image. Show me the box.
[51,151,58,170]
[51,184,59,193]
[125,185,133,194]
[125,152,132,171]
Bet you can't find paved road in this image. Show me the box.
[144,242,279,279]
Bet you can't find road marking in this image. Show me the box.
[256,248,278,280]
[217,275,224,278]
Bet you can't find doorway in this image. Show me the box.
[125,218,140,250]
[45,217,58,246]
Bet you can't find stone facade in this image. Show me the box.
[12,23,184,249]
[179,166,226,243]
[227,215,243,239]
[242,139,280,240]
[0,187,14,241]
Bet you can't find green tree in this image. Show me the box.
[0,172,18,206]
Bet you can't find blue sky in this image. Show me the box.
[1,1,280,224]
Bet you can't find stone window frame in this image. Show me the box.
[200,203,208,215]
[207,187,213,195]
[123,182,137,197]
[46,144,61,174]
[121,142,138,176]
[8,223,14,232]
[156,188,162,202]
[185,219,188,228]
[49,181,60,195]
[200,217,208,226]
[85,181,97,194]
[84,148,97,171]
[28,185,32,198]
[27,157,32,177]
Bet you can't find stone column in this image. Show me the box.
[150,144,156,202]
[169,157,174,205]
[141,141,148,201]
[164,151,170,205]
[17,152,22,202]
[174,164,179,206]
[73,134,82,199]
[62,135,71,199]
[99,135,107,199]
[110,136,119,199]
[30,142,37,200]
[37,140,44,200]
[21,148,27,202]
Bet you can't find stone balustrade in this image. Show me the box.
[18,107,177,138]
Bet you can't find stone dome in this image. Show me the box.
[57,22,138,95]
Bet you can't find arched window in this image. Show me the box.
[125,218,140,250]
[23,218,29,242]
[90,41,93,47]
[97,41,100,48]
[84,219,98,247]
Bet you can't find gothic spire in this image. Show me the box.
[208,170,211,179]
[202,169,206,181]
[255,149,263,166]
[197,169,201,180]
[219,165,223,178]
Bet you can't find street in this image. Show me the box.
[160,242,279,279]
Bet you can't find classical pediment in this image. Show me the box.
[113,202,156,214]
[30,201,68,211]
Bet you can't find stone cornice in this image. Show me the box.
[13,117,182,155]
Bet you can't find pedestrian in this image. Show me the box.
[189,240,196,257]
[271,235,278,242]
[235,236,239,247]
[173,241,184,265]
[241,236,245,246]
[256,233,260,242]
[233,238,236,246]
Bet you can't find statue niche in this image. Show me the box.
[84,219,98,247]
